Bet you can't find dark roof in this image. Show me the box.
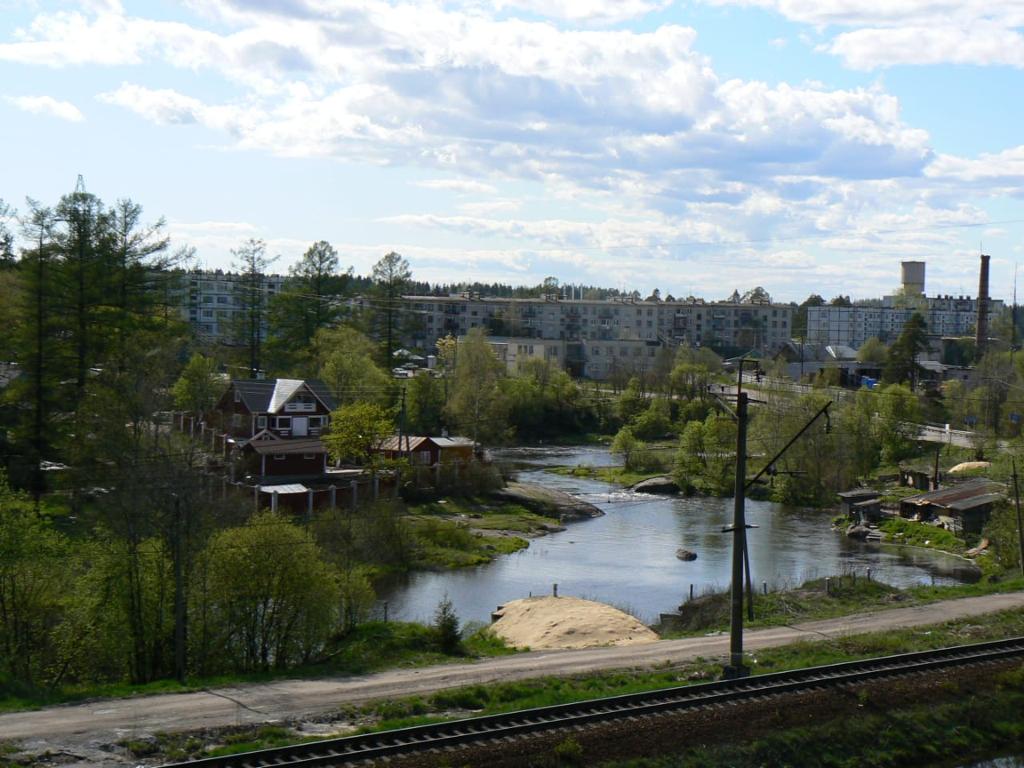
[902,478,1004,510]
[837,488,879,500]
[230,379,337,413]
[246,438,327,455]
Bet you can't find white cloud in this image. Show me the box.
[487,0,670,24]
[4,0,1021,300]
[702,0,1024,69]
[6,94,84,121]
[413,179,498,195]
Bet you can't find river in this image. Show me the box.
[378,446,979,625]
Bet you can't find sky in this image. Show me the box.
[2,0,1024,304]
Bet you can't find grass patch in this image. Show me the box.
[879,517,967,554]
[661,572,1024,637]
[337,608,1024,745]
[0,621,516,715]
[601,676,1024,767]
[405,496,553,568]
[547,465,664,487]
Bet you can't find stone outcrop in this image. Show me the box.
[629,476,680,495]
[492,481,604,521]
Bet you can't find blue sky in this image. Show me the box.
[2,0,1024,304]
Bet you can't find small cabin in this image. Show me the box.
[239,431,328,480]
[899,478,1004,536]
[837,489,880,517]
[375,435,476,466]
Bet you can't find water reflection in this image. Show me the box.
[377,447,978,625]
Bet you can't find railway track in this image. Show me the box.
[162,637,1024,768]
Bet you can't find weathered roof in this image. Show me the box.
[258,483,309,495]
[947,493,1004,512]
[378,436,430,452]
[247,438,327,455]
[902,478,1004,509]
[837,488,879,500]
[376,435,474,452]
[432,437,475,448]
[825,344,858,360]
[230,379,337,413]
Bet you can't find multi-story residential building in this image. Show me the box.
[805,262,1003,349]
[170,269,287,344]
[392,293,793,378]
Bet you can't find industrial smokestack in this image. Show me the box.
[976,254,991,354]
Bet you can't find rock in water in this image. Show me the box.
[491,481,604,521]
[630,476,680,495]
[676,548,698,561]
[846,524,871,540]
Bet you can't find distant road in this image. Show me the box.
[4,592,1024,756]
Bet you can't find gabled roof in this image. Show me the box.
[378,436,430,452]
[246,438,327,455]
[229,379,337,413]
[375,435,475,452]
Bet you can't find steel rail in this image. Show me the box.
[161,637,1024,768]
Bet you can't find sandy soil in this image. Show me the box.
[948,461,991,473]
[490,596,659,650]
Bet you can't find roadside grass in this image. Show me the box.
[0,622,518,715]
[660,573,1024,637]
[599,666,1024,768]
[142,609,1024,761]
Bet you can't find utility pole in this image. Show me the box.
[399,385,408,453]
[1013,460,1024,578]
[172,493,187,684]
[725,388,749,679]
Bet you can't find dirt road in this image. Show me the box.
[4,591,1023,761]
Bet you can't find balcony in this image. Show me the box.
[284,401,316,413]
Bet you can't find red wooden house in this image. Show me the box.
[213,379,337,481]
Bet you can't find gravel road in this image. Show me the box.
[4,591,1023,765]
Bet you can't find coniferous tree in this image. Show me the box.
[883,312,928,387]
[371,251,411,366]
[267,240,350,374]
[231,238,277,378]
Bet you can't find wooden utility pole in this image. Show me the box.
[172,493,187,684]
[1013,459,1024,578]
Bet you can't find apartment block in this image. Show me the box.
[398,293,793,378]
[806,295,1003,349]
[171,269,286,344]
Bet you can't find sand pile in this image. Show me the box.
[949,461,991,474]
[490,596,659,650]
